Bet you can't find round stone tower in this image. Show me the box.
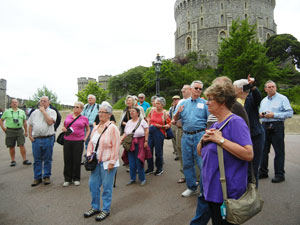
[174,0,276,67]
[0,79,7,109]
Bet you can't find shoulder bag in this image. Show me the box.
[57,115,81,145]
[122,119,142,151]
[84,123,110,171]
[163,110,174,139]
[217,117,263,224]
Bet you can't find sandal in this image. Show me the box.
[84,208,100,218]
[95,211,110,221]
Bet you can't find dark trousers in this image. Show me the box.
[260,122,285,178]
[147,126,164,171]
[249,132,265,186]
[63,140,84,182]
[208,201,236,225]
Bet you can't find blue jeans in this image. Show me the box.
[85,125,94,150]
[32,136,55,180]
[190,194,211,225]
[181,132,204,192]
[89,162,117,213]
[128,144,145,182]
[147,126,164,171]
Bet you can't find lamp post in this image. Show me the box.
[154,53,162,97]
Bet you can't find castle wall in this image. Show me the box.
[174,0,276,67]
[0,79,7,110]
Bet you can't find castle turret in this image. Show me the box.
[98,75,112,90]
[77,77,97,92]
[174,0,276,68]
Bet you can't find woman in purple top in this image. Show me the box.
[62,102,90,187]
[190,82,253,225]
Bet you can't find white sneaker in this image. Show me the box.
[63,182,70,187]
[74,181,80,186]
[181,188,198,197]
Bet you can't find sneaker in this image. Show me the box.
[31,179,42,187]
[181,188,198,197]
[145,169,154,175]
[84,208,100,218]
[10,161,16,167]
[95,211,110,221]
[43,177,51,185]
[154,170,164,176]
[74,181,80,186]
[140,180,146,186]
[23,160,32,165]
[63,182,70,187]
[126,180,136,186]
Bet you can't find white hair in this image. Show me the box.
[87,94,96,100]
[191,80,203,88]
[233,79,248,89]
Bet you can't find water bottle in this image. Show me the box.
[220,202,226,220]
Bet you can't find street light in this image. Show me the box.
[154,53,162,97]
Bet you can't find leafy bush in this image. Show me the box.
[291,104,300,114]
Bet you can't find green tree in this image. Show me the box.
[27,86,60,108]
[265,34,300,69]
[217,19,280,87]
[76,81,108,104]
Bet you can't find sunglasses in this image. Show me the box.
[73,106,81,109]
[99,111,109,114]
[194,87,203,91]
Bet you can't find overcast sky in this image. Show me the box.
[0,0,299,105]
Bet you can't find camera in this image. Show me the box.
[65,127,74,136]
[262,112,267,116]
[13,118,19,123]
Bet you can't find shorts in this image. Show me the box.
[5,128,25,147]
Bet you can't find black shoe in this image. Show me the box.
[95,211,110,221]
[10,161,16,167]
[271,176,285,183]
[174,156,179,161]
[84,208,100,218]
[31,179,42,187]
[259,173,268,179]
[145,169,154,175]
[43,177,51,185]
[23,160,32,165]
[154,170,164,176]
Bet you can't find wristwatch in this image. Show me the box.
[219,138,225,146]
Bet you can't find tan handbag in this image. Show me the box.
[122,119,142,151]
[217,117,264,224]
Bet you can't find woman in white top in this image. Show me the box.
[121,107,150,186]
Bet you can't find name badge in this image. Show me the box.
[197,103,204,109]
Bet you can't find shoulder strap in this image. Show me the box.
[94,123,111,153]
[132,119,142,134]
[217,116,233,201]
[66,115,81,128]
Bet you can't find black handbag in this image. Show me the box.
[56,115,81,145]
[84,124,110,171]
[122,119,142,151]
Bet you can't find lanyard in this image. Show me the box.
[11,110,19,119]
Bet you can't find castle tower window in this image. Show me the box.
[221,15,224,24]
[188,21,191,31]
[187,10,190,17]
[266,33,271,39]
[200,6,203,13]
[245,14,248,19]
[245,2,247,9]
[200,17,204,27]
[219,31,226,42]
[221,3,223,10]
[186,37,192,50]
[266,17,269,28]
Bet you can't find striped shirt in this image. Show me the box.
[87,121,120,165]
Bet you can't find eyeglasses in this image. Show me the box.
[73,106,81,109]
[99,111,109,114]
[194,87,203,91]
[207,98,215,102]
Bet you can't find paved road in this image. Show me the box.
[0,131,300,225]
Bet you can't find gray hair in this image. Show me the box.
[125,95,136,105]
[74,101,84,109]
[155,97,166,106]
[151,95,157,101]
[101,101,111,107]
[99,104,113,115]
[191,80,203,88]
[233,79,248,89]
[265,80,276,88]
[87,94,96,100]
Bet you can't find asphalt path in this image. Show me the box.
[0,131,300,225]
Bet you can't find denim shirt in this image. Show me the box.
[259,93,293,122]
[176,97,209,132]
